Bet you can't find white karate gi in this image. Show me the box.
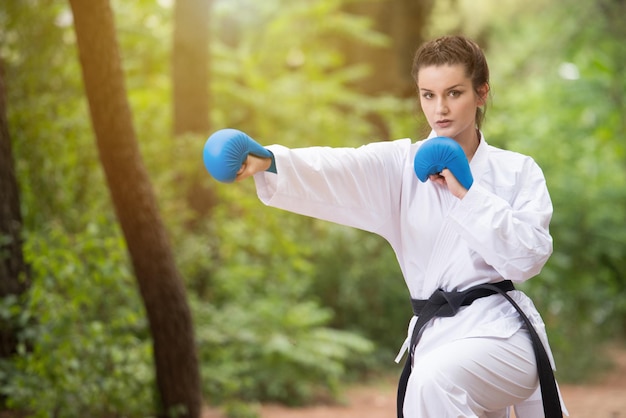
[253,133,568,417]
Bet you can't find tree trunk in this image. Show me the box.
[0,60,29,358]
[172,0,217,224]
[68,1,202,417]
[335,0,435,140]
[172,0,211,136]
[341,0,435,97]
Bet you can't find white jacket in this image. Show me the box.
[253,133,565,415]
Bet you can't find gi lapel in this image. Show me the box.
[422,190,459,293]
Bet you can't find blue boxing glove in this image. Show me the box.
[203,128,275,183]
[413,136,473,189]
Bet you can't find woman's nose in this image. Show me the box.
[437,99,449,115]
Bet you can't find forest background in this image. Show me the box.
[1,0,625,417]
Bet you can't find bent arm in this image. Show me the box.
[449,158,553,282]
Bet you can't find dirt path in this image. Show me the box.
[554,346,626,417]
[204,347,626,418]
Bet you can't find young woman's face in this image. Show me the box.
[417,64,485,144]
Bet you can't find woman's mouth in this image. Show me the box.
[436,119,452,128]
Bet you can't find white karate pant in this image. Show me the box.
[402,329,543,418]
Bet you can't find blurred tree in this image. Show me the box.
[335,0,434,139]
[68,0,202,416]
[172,0,218,223]
[340,0,435,97]
[172,0,211,136]
[0,60,29,359]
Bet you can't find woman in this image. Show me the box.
[213,35,567,417]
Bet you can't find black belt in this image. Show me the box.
[396,280,562,418]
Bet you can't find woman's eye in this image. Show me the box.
[422,92,433,99]
[449,90,461,97]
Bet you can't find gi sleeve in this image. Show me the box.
[448,156,553,283]
[253,139,410,235]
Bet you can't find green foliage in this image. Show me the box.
[486,0,626,380]
[195,298,373,406]
[210,0,401,146]
[1,1,103,231]
[3,0,401,416]
[178,187,376,407]
[0,220,155,417]
[3,0,626,416]
[306,223,409,364]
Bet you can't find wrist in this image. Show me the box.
[265,151,277,173]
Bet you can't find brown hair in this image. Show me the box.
[412,36,490,130]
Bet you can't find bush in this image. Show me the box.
[0,220,155,418]
[182,197,374,408]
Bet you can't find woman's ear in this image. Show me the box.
[477,83,490,106]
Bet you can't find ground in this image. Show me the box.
[203,347,626,418]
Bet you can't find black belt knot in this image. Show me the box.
[396,280,562,418]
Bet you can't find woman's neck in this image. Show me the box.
[460,129,481,162]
